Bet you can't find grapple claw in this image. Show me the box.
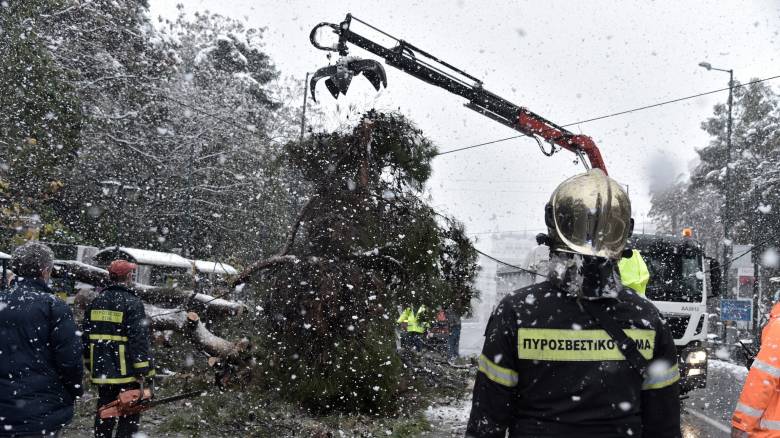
[309,57,387,102]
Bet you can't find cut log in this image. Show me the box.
[54,259,245,316]
[53,260,109,286]
[134,284,245,317]
[145,304,248,360]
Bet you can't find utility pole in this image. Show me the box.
[300,72,310,142]
[699,62,734,297]
[751,189,761,334]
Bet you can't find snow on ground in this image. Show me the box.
[424,359,748,436]
[425,398,472,436]
[709,359,749,379]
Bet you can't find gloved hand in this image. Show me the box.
[731,427,749,438]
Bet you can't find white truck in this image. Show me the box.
[629,233,718,394]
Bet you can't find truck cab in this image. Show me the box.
[628,234,716,394]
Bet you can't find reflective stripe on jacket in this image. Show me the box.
[81,284,155,385]
[397,306,427,333]
[618,249,650,296]
[733,302,780,437]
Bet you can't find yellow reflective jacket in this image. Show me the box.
[397,306,428,333]
[618,249,650,296]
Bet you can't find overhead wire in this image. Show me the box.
[475,236,777,287]
[434,74,780,157]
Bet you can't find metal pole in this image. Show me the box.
[723,70,734,297]
[752,189,761,334]
[300,72,310,142]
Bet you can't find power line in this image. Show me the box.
[435,74,780,157]
[474,247,543,278]
[476,236,776,282]
[468,229,547,235]
[435,135,524,156]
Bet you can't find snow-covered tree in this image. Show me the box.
[0,0,82,245]
[650,81,780,293]
[248,112,479,414]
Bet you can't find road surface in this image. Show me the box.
[432,323,747,437]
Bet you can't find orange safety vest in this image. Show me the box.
[733,302,780,437]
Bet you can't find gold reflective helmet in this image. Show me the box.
[545,169,633,259]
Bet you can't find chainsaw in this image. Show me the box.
[98,380,204,419]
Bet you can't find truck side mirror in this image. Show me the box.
[708,258,721,297]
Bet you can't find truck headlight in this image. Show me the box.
[686,350,707,365]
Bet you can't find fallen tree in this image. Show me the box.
[237,112,479,414]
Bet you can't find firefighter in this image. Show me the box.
[466,169,681,438]
[82,260,155,438]
[731,300,780,437]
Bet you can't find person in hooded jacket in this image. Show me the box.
[466,169,681,438]
[0,241,83,437]
[82,259,154,438]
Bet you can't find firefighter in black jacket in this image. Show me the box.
[82,260,155,438]
[466,169,681,438]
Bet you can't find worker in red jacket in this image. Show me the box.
[732,301,780,437]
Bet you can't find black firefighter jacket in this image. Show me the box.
[466,281,681,438]
[0,278,83,436]
[82,284,155,385]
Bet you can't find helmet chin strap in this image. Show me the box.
[548,251,620,299]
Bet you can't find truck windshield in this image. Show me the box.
[642,251,703,303]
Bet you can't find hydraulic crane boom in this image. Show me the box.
[309,13,607,174]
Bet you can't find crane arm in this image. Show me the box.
[309,14,607,174]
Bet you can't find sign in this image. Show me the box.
[721,299,753,322]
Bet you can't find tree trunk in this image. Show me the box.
[144,304,248,360]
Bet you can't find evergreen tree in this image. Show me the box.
[252,112,479,414]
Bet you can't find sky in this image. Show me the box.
[149,0,779,248]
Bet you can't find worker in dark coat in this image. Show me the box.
[466,169,681,438]
[0,241,83,437]
[82,260,155,438]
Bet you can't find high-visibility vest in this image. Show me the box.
[397,306,427,333]
[733,302,780,437]
[618,249,650,296]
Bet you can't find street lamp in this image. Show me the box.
[699,61,734,297]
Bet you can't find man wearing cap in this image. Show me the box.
[82,260,154,438]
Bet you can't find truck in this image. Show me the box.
[628,233,719,394]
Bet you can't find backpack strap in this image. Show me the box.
[580,298,650,377]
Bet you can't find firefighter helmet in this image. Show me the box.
[545,169,632,259]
